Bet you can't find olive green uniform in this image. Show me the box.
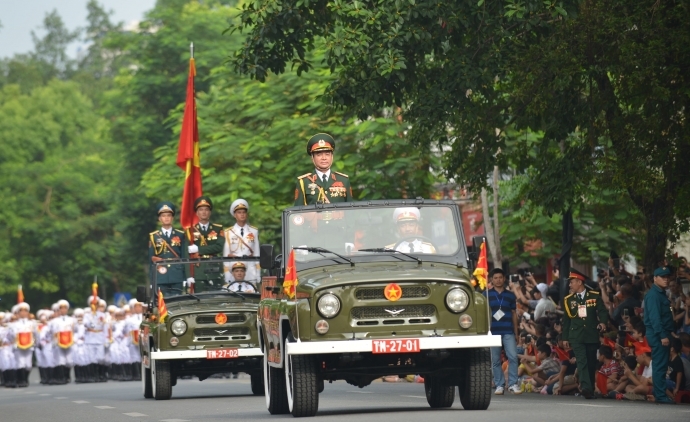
[185,222,225,288]
[294,171,353,206]
[148,228,190,294]
[562,289,608,395]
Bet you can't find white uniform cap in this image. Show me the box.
[107,305,117,312]
[51,303,59,311]
[11,304,18,314]
[17,302,30,312]
[87,295,99,305]
[393,207,420,222]
[98,299,107,307]
[0,312,5,319]
[129,298,141,307]
[536,283,549,297]
[123,304,130,312]
[3,313,12,322]
[73,308,84,316]
[57,299,70,309]
[229,199,249,216]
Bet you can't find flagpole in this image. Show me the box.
[190,42,194,59]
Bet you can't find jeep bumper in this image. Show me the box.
[286,334,502,355]
[151,347,263,359]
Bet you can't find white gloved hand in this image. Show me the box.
[186,277,195,286]
[208,280,214,286]
[188,244,199,254]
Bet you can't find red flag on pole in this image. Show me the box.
[472,241,488,290]
[91,282,99,311]
[17,285,24,304]
[158,289,169,323]
[283,249,298,299]
[176,54,202,229]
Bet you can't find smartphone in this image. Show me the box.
[618,325,628,331]
[623,308,629,318]
[510,275,519,283]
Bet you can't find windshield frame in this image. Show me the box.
[283,199,468,272]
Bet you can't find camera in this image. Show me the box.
[509,274,519,283]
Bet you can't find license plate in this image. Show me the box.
[206,348,239,359]
[372,339,420,354]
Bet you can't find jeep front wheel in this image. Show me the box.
[424,375,455,408]
[264,350,289,414]
[285,352,319,417]
[458,348,491,410]
[151,356,172,400]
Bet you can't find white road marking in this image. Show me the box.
[160,419,191,422]
[123,412,148,417]
[347,391,373,394]
[54,397,68,400]
[24,391,36,394]
[562,403,614,408]
[400,395,426,399]
[95,406,115,409]
[38,394,51,396]
[73,400,90,404]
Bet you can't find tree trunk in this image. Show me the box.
[492,166,503,263]
[641,204,670,275]
[559,210,573,305]
[481,188,499,267]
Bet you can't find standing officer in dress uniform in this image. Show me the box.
[224,199,260,283]
[643,266,676,405]
[49,300,77,384]
[185,196,225,291]
[7,302,36,388]
[294,133,353,206]
[84,296,108,382]
[148,201,191,296]
[562,269,608,399]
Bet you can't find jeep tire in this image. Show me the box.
[285,352,319,417]
[251,371,264,396]
[264,352,289,414]
[424,375,455,408]
[458,348,491,410]
[151,356,172,400]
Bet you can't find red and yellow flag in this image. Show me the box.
[176,57,202,229]
[472,241,488,290]
[91,282,99,312]
[158,289,168,323]
[17,284,24,304]
[283,249,298,299]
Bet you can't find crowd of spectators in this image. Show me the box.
[488,259,690,403]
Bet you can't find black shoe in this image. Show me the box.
[99,365,108,382]
[17,369,28,388]
[5,370,17,388]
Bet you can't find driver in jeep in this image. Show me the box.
[223,262,257,293]
[385,207,436,253]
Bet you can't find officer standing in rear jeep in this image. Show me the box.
[185,196,225,290]
[148,202,191,296]
[294,133,353,205]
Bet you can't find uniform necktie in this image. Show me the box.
[322,174,327,183]
[409,242,414,253]
[237,284,242,292]
[240,228,244,236]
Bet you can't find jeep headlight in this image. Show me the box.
[317,293,341,318]
[170,319,187,336]
[446,289,469,313]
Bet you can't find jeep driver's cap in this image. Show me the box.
[393,207,420,223]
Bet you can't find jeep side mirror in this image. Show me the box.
[136,285,148,303]
[260,244,275,269]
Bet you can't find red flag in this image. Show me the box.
[17,285,24,304]
[553,346,570,361]
[283,249,298,299]
[633,336,651,355]
[472,241,488,290]
[601,337,616,350]
[595,372,609,395]
[158,289,168,323]
[176,57,202,229]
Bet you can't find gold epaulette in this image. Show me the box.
[297,173,312,179]
[149,231,159,236]
[173,229,184,234]
[212,223,223,228]
[333,171,349,178]
[249,224,258,230]
[589,290,600,294]
[564,293,574,301]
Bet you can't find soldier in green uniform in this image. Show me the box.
[185,196,225,291]
[294,133,353,206]
[562,268,608,399]
[148,202,190,296]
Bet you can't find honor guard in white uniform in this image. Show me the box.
[34,310,47,384]
[224,199,260,283]
[224,262,257,293]
[0,312,11,387]
[105,304,117,379]
[48,300,77,384]
[71,308,88,383]
[385,208,437,253]
[126,298,143,380]
[84,296,108,382]
[7,302,36,387]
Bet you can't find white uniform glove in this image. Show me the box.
[184,277,195,287]
[188,244,199,254]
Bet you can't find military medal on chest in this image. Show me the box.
[308,182,318,195]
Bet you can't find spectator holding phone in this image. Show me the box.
[562,268,608,399]
[487,268,522,395]
[643,266,676,404]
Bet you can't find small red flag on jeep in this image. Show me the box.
[283,249,298,299]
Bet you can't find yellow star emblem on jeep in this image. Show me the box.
[384,283,402,301]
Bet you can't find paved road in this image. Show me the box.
[1,372,688,421]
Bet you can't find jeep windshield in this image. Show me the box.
[286,201,465,267]
[151,257,261,300]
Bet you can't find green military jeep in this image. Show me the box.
[137,257,264,400]
[257,199,501,417]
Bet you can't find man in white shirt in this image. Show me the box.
[224,262,257,293]
[385,207,436,253]
[224,199,260,283]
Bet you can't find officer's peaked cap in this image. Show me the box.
[306,133,335,155]
[230,199,249,216]
[194,196,213,210]
[156,201,176,215]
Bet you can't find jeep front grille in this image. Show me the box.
[355,286,430,300]
[196,314,245,324]
[351,304,436,320]
[193,326,250,342]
